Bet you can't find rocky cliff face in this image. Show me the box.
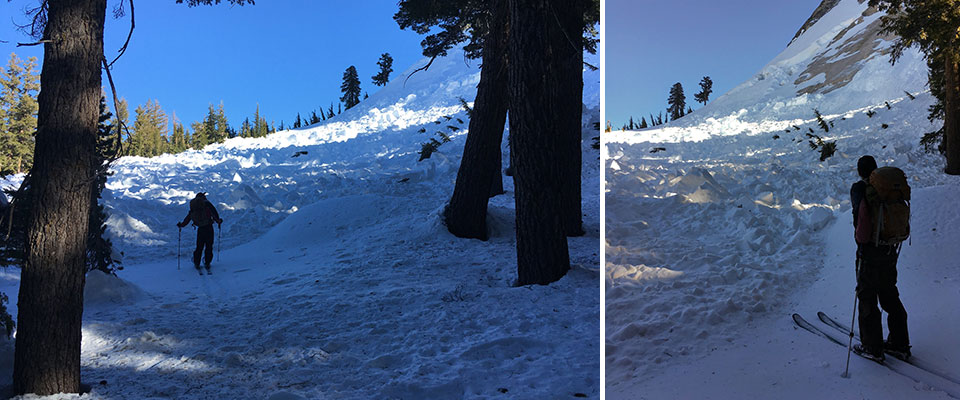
[794,5,896,96]
[789,0,858,46]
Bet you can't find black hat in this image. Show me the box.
[857,156,877,179]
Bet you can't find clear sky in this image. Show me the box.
[605,0,821,128]
[0,0,428,131]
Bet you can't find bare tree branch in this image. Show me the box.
[16,39,54,47]
[108,0,135,68]
[403,55,438,87]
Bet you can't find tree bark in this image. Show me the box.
[13,0,105,395]
[944,52,960,175]
[554,0,585,236]
[443,0,509,240]
[508,0,570,285]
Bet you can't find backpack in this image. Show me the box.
[864,166,910,245]
[189,197,214,227]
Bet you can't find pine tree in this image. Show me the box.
[87,95,120,274]
[639,117,648,129]
[213,102,229,143]
[169,113,189,153]
[293,113,301,128]
[371,52,394,86]
[628,116,635,130]
[340,66,362,110]
[869,0,960,174]
[327,103,335,119]
[310,110,321,124]
[694,76,713,105]
[240,117,252,138]
[0,54,40,175]
[667,82,686,121]
[131,100,168,157]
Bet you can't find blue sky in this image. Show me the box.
[605,0,820,128]
[0,0,428,131]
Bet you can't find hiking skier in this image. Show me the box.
[177,192,223,273]
[849,155,910,361]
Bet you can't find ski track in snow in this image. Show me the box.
[605,1,960,398]
[0,46,602,399]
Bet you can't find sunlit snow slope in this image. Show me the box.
[605,0,960,398]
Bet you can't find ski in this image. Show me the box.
[817,311,960,386]
[793,313,960,397]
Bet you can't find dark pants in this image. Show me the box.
[193,225,215,268]
[856,244,909,351]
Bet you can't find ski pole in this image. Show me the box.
[842,255,861,378]
[177,227,181,270]
[217,222,222,262]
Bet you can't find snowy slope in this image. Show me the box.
[605,0,960,398]
[0,46,601,399]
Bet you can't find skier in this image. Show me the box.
[849,155,910,361]
[177,192,223,273]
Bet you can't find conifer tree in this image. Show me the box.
[869,0,960,174]
[169,114,189,153]
[667,82,686,121]
[240,117,252,138]
[131,100,168,157]
[293,113,302,128]
[639,117,648,129]
[694,76,713,105]
[372,52,394,86]
[310,110,321,124]
[340,66,362,110]
[327,103,335,119]
[0,54,40,175]
[87,95,119,274]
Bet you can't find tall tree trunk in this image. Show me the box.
[554,0,585,236]
[944,52,960,175]
[443,0,509,240]
[13,0,105,395]
[508,0,570,285]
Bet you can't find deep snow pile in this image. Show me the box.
[605,0,960,398]
[0,46,601,399]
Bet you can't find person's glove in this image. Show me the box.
[217,218,223,225]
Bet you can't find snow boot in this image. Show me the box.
[883,340,911,361]
[853,344,885,363]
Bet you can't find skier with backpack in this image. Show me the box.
[177,192,223,273]
[849,155,911,362]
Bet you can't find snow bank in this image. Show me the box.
[84,270,144,306]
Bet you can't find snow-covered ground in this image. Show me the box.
[0,45,601,399]
[605,0,960,398]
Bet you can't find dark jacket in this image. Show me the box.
[850,180,875,245]
[179,198,221,228]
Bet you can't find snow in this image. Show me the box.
[0,45,601,399]
[605,0,960,398]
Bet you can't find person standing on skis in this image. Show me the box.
[177,192,222,272]
[850,155,910,361]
